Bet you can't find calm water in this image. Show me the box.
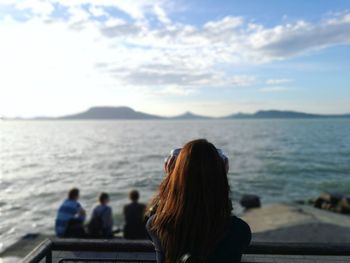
[1,119,350,252]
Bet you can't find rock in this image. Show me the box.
[338,197,350,214]
[240,195,261,210]
[314,192,350,214]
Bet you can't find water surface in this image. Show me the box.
[1,119,350,252]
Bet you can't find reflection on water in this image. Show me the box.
[1,119,350,251]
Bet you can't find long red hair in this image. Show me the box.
[150,139,232,262]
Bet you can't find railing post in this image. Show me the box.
[21,239,53,263]
[45,250,52,263]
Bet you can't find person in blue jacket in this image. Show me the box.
[55,188,86,238]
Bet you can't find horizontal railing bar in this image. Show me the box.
[20,238,350,263]
[52,239,154,252]
[50,239,350,256]
[57,258,156,263]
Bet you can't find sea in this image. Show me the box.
[1,119,350,252]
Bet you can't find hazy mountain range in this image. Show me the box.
[14,106,350,120]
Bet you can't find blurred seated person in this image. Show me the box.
[123,190,147,239]
[88,192,113,238]
[55,188,86,238]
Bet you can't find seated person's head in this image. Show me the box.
[129,190,139,202]
[99,192,110,205]
[68,188,80,200]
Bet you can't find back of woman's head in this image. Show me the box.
[151,139,232,262]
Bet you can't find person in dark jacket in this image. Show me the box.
[123,190,147,239]
[146,139,251,263]
[88,192,113,238]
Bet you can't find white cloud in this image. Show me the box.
[7,0,169,22]
[203,16,243,31]
[105,63,254,89]
[266,78,293,85]
[229,75,256,87]
[52,0,167,20]
[151,86,197,96]
[16,0,55,17]
[89,5,108,18]
[1,2,350,116]
[259,86,291,93]
[67,6,90,23]
[153,4,171,25]
[249,18,350,59]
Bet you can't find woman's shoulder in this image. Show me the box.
[226,216,252,246]
[146,215,250,235]
[145,215,162,245]
[230,216,251,234]
[212,216,251,261]
[230,216,250,231]
[146,215,155,231]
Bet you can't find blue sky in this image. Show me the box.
[0,0,349,117]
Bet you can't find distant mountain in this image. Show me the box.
[226,112,252,119]
[255,110,322,118]
[7,107,350,120]
[59,106,162,120]
[170,111,211,120]
[225,110,350,119]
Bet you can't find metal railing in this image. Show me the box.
[22,239,350,263]
[57,259,156,263]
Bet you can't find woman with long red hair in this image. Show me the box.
[146,139,251,262]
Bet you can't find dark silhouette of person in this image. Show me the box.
[123,190,147,239]
[88,192,113,238]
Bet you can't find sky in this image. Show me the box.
[0,0,350,117]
